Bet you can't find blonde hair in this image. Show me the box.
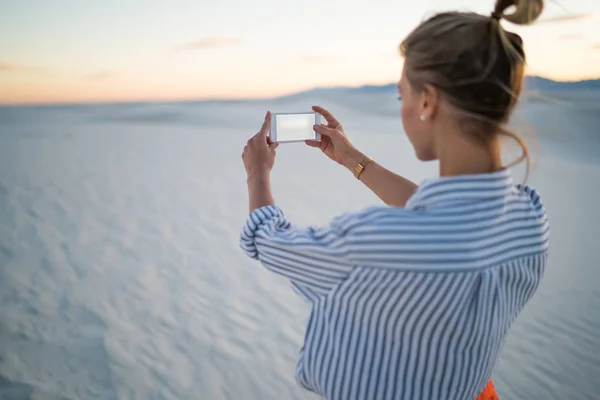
[399,0,544,181]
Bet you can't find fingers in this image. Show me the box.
[312,105,340,127]
[305,137,330,152]
[313,124,340,138]
[246,112,272,150]
[259,111,271,137]
[246,111,271,148]
[270,144,278,156]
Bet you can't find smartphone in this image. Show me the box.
[270,112,321,143]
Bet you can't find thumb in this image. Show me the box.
[305,140,320,148]
[314,124,340,138]
[259,111,271,138]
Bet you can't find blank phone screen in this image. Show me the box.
[275,113,317,141]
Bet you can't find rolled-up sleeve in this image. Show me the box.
[240,205,359,300]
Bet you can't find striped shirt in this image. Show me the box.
[240,169,549,400]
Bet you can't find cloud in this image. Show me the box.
[84,70,117,81]
[0,61,45,73]
[539,13,595,24]
[172,37,241,51]
[298,54,333,64]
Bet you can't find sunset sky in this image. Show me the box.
[1,0,599,105]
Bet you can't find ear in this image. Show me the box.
[420,84,439,120]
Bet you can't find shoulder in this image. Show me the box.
[332,206,446,251]
[330,205,422,234]
[335,193,549,270]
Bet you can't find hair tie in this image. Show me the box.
[491,11,502,21]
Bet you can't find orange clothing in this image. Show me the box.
[476,380,499,400]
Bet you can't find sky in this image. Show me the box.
[1,0,599,105]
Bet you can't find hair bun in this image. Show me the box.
[493,0,544,25]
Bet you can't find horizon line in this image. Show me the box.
[1,74,599,108]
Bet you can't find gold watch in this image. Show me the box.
[354,156,374,180]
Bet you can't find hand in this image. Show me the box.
[242,111,279,181]
[306,106,364,170]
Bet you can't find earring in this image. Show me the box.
[420,114,426,121]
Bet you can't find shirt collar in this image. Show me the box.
[405,169,516,210]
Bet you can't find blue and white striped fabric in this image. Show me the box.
[240,169,549,400]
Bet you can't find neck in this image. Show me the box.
[436,126,501,177]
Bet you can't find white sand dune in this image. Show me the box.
[0,87,599,399]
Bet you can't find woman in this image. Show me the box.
[240,0,549,399]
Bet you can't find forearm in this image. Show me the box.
[247,174,276,214]
[342,150,418,208]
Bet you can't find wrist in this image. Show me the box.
[341,148,366,172]
[247,170,270,186]
[247,171,275,213]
